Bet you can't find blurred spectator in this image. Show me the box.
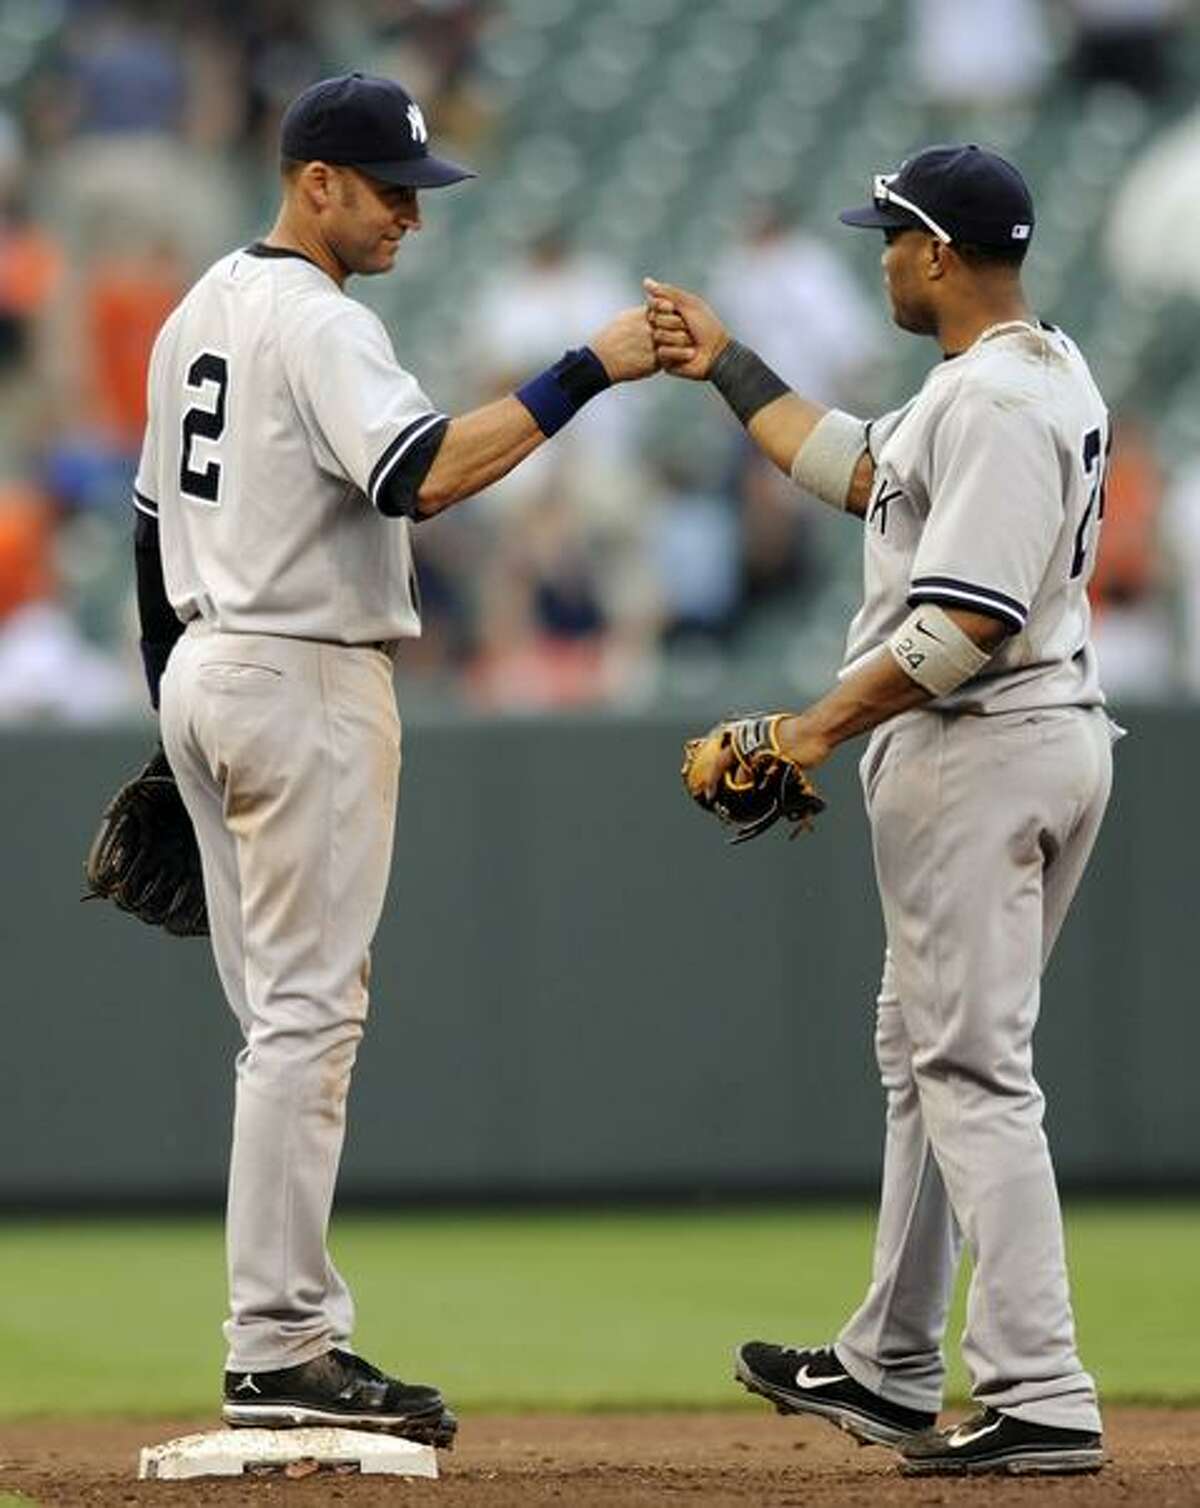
[0,197,63,379]
[0,486,52,617]
[1065,0,1182,99]
[704,202,881,650]
[363,0,495,152]
[34,227,186,526]
[0,114,65,472]
[64,3,186,136]
[466,486,610,710]
[399,525,478,680]
[0,195,64,474]
[0,483,134,722]
[907,0,1052,117]
[459,228,657,705]
[649,453,740,650]
[1104,105,1200,299]
[463,449,659,711]
[472,226,642,458]
[1088,415,1172,698]
[235,0,325,166]
[737,448,818,620]
[81,235,186,457]
[707,202,884,407]
[36,5,242,267]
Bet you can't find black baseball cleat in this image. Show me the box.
[222,1348,457,1447]
[900,1406,1103,1476]
[735,1341,936,1447]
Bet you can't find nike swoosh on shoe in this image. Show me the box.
[794,1364,852,1390]
[948,1418,1005,1448]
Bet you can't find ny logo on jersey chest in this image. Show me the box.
[868,481,904,534]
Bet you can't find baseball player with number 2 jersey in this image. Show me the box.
[648,145,1114,1477]
[133,72,657,1442]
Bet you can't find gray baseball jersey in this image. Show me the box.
[135,245,442,642]
[143,243,445,1376]
[829,320,1113,1434]
[843,320,1108,712]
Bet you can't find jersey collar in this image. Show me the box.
[244,241,323,271]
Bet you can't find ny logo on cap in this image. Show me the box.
[407,102,428,144]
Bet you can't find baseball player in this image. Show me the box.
[133,72,657,1442]
[649,145,1112,1476]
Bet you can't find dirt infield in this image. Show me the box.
[3,1409,1199,1506]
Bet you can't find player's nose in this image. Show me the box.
[396,193,421,231]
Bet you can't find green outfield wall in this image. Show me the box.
[1,708,1194,1204]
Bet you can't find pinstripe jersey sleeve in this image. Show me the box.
[908,386,1060,634]
[287,300,445,513]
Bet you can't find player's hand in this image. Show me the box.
[590,306,664,383]
[644,277,729,381]
[681,727,738,804]
[683,712,829,804]
[773,712,833,772]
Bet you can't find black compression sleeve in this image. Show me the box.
[376,416,450,519]
[709,340,790,426]
[134,511,184,709]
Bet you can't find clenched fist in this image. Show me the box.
[589,306,662,383]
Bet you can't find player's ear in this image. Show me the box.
[924,236,949,281]
[297,160,334,210]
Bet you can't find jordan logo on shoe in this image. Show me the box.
[794,1363,850,1390]
[948,1417,1003,1448]
[235,1375,261,1394]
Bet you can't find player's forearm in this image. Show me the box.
[706,340,875,515]
[417,342,622,515]
[647,283,875,513]
[746,394,876,516]
[778,607,1008,765]
[415,397,544,514]
[745,392,826,469]
[779,649,932,765]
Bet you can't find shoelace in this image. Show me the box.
[333,1348,438,1405]
[333,1349,384,1379]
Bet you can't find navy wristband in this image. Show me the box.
[515,346,611,437]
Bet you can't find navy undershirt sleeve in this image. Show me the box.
[376,417,450,519]
[134,510,184,709]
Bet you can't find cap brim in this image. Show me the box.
[838,203,918,230]
[355,154,476,188]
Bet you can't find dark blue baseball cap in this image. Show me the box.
[281,72,475,189]
[839,144,1033,249]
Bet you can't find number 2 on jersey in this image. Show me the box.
[1070,424,1110,579]
[180,352,229,504]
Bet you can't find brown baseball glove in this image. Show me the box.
[83,745,209,937]
[681,713,825,844]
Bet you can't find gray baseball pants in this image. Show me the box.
[836,704,1113,1433]
[161,624,401,1372]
